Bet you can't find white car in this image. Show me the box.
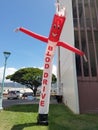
[7,91,22,99]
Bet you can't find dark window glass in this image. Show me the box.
[94,31,98,61]
[72,0,78,27]
[74,31,82,76]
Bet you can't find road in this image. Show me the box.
[2,96,57,108]
[2,98,39,108]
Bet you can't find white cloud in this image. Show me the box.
[0,67,17,82]
[37,64,57,76]
[52,64,57,76]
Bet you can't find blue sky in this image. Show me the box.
[0,0,57,81]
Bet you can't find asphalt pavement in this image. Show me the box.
[2,96,57,108]
[2,99,38,108]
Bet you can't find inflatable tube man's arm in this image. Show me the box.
[57,41,84,56]
[57,41,87,61]
[15,27,48,43]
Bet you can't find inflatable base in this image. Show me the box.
[37,114,48,125]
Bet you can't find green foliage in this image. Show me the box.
[6,67,57,96]
[52,74,57,84]
[7,67,43,86]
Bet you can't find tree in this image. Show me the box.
[6,67,57,96]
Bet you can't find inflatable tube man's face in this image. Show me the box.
[49,14,65,42]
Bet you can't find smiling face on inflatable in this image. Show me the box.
[49,14,65,42]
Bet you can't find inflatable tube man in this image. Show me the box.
[15,2,85,125]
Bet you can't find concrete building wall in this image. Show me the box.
[59,0,79,114]
[73,0,98,113]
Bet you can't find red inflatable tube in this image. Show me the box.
[19,27,48,43]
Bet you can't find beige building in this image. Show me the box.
[58,0,98,113]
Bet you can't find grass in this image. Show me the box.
[0,104,98,130]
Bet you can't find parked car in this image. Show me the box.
[22,92,33,100]
[7,90,22,99]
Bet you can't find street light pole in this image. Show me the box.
[0,51,11,110]
[57,46,61,95]
[56,0,62,95]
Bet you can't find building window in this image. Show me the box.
[72,0,98,78]
[95,31,98,61]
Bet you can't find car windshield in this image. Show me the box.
[8,91,20,94]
